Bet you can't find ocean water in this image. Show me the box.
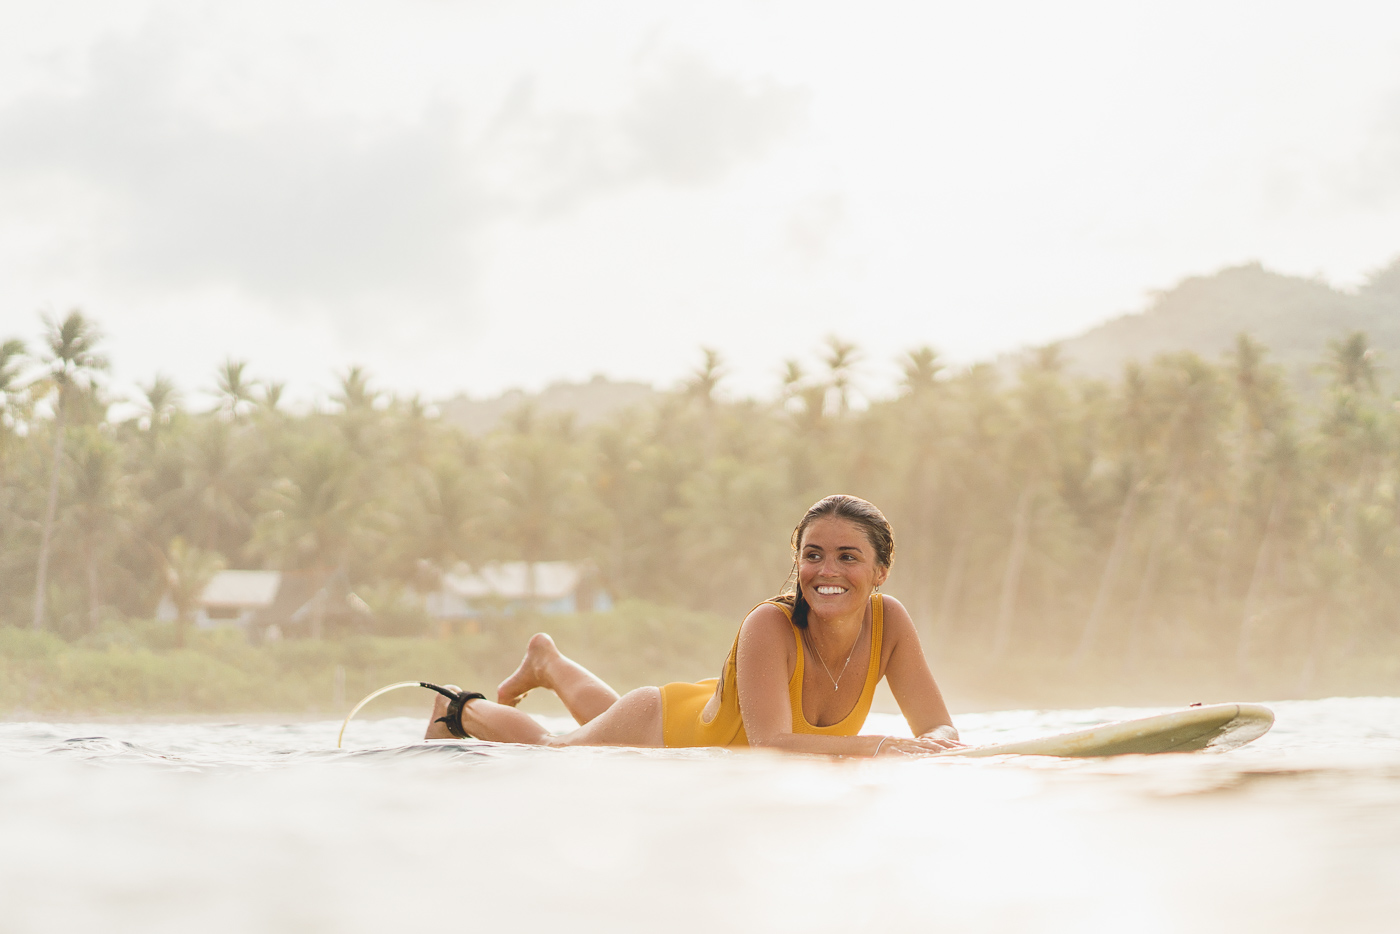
[2,697,1399,933]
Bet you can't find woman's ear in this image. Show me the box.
[873,564,890,589]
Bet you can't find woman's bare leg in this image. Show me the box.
[425,684,662,748]
[496,633,620,725]
[424,686,550,743]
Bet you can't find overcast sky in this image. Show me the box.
[3,1,1400,409]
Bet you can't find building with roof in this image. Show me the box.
[157,569,373,639]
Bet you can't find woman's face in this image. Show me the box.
[797,516,889,619]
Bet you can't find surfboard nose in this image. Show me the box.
[939,703,1275,759]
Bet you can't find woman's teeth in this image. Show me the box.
[815,586,847,595]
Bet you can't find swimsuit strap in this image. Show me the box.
[789,594,883,732]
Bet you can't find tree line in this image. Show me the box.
[1,311,1397,686]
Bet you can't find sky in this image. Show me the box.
[3,0,1400,410]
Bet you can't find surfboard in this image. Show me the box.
[937,703,1274,758]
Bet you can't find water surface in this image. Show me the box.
[3,698,1398,933]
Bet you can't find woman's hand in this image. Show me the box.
[918,724,965,750]
[873,732,966,757]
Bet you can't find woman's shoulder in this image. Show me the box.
[736,601,798,663]
[877,594,918,637]
[878,593,910,615]
[737,601,795,645]
[744,601,793,629]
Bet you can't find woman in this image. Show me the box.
[425,494,964,756]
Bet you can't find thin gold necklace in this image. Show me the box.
[804,616,864,690]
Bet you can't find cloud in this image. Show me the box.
[0,29,479,306]
[0,23,807,314]
[623,56,808,186]
[479,56,808,215]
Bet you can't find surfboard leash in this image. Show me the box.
[336,681,484,748]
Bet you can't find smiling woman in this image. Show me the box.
[424,494,962,757]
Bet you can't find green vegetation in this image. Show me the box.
[3,285,1400,714]
[0,601,731,715]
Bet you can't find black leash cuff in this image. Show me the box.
[422,682,485,739]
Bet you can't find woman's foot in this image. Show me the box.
[496,633,561,707]
[424,684,463,740]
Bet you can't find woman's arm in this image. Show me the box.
[733,603,955,757]
[879,597,963,748]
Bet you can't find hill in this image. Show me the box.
[1055,258,1400,384]
[437,375,660,435]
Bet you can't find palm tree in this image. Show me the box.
[0,338,24,400]
[877,346,947,629]
[1073,362,1153,665]
[412,455,482,570]
[1297,332,1389,680]
[32,310,106,631]
[822,336,861,414]
[490,406,593,610]
[989,347,1069,659]
[1235,428,1300,677]
[334,365,380,412]
[927,362,1008,650]
[898,347,944,397]
[780,359,806,401]
[1121,353,1226,669]
[215,359,257,420]
[989,485,1034,659]
[1323,332,1379,394]
[260,380,286,413]
[253,439,370,573]
[249,437,374,641]
[65,429,127,632]
[1212,335,1294,635]
[182,419,254,554]
[391,393,436,469]
[672,455,787,613]
[685,348,725,406]
[163,536,224,648]
[333,365,383,457]
[0,338,26,460]
[139,375,181,443]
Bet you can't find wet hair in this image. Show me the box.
[771,494,895,629]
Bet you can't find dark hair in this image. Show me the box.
[771,494,895,629]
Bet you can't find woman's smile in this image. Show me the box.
[798,515,889,614]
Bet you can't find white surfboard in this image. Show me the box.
[938,703,1274,758]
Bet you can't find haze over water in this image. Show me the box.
[3,698,1399,932]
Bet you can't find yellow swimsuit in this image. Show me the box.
[659,594,885,748]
